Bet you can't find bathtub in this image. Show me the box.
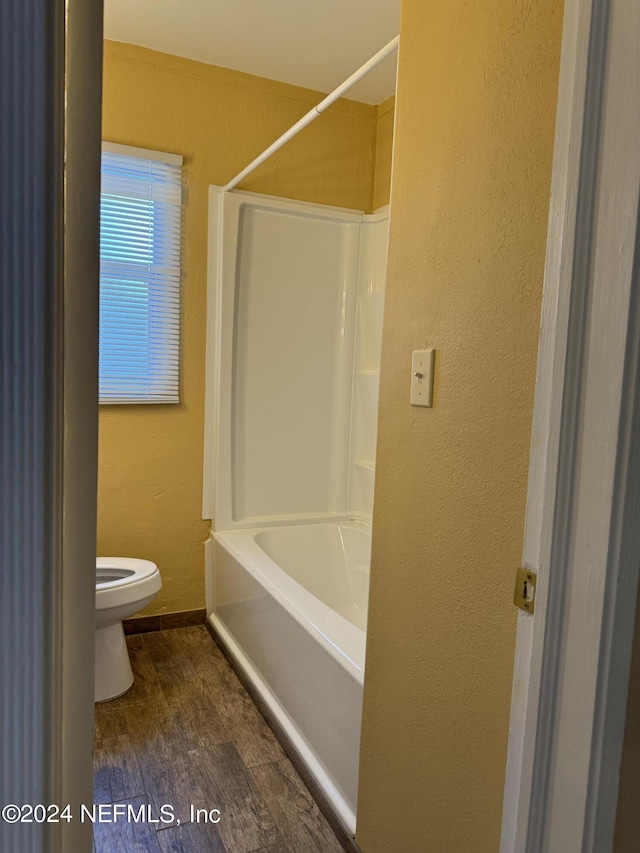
[207,521,370,834]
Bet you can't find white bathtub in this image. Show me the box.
[207,521,370,834]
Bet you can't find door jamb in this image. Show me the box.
[501,0,640,850]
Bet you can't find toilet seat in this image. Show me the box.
[96,557,161,612]
[97,556,159,586]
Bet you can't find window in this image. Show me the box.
[99,142,183,403]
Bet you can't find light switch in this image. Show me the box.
[410,349,434,407]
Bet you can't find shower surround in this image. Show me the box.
[203,188,388,834]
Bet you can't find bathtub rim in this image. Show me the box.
[211,521,368,683]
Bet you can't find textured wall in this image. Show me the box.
[373,95,395,210]
[356,1,564,850]
[99,41,379,615]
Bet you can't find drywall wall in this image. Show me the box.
[99,41,382,614]
[373,95,395,210]
[356,1,564,850]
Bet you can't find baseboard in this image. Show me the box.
[204,619,362,853]
[123,608,207,635]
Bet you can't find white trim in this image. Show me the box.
[1,0,101,849]
[101,140,183,166]
[202,187,223,521]
[367,204,390,220]
[213,184,365,216]
[100,398,180,406]
[501,0,640,850]
[500,0,591,845]
[60,3,102,850]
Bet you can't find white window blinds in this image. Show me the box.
[99,143,183,403]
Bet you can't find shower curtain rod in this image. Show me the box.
[222,35,399,192]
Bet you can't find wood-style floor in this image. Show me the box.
[94,626,345,853]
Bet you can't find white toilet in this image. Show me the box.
[95,557,162,702]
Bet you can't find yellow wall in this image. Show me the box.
[357,1,564,850]
[373,95,395,210]
[99,41,380,615]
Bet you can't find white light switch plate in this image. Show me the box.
[410,349,435,407]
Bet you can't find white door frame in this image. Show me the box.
[59,2,104,852]
[0,1,102,851]
[501,0,640,850]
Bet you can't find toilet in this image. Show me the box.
[95,557,162,702]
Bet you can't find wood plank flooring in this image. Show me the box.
[94,626,345,853]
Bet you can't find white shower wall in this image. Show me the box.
[347,210,389,524]
[203,188,388,530]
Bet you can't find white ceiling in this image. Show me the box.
[104,0,400,105]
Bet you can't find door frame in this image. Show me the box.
[501,0,640,850]
[0,1,102,851]
[59,2,103,851]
